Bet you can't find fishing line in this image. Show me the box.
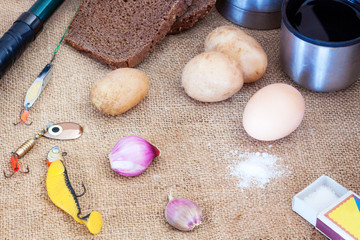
[15,5,80,126]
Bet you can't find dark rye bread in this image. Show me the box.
[65,0,192,68]
[169,0,216,34]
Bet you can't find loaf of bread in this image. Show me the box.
[65,0,192,68]
[169,0,216,34]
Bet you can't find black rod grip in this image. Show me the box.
[0,12,43,78]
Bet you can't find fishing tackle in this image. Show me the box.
[4,154,30,178]
[14,6,80,126]
[0,0,64,78]
[46,146,103,235]
[4,124,49,178]
[4,122,83,178]
[14,108,32,126]
[14,64,53,126]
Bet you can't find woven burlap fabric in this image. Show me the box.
[0,1,359,239]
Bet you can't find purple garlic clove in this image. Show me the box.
[165,198,202,231]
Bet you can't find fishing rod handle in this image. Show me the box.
[0,12,43,78]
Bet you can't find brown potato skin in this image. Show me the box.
[205,26,268,83]
[90,68,149,116]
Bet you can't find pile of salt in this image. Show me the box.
[228,152,286,189]
[303,185,339,212]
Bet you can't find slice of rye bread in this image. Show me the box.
[169,0,216,34]
[65,0,192,68]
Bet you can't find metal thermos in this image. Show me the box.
[216,0,283,30]
[280,0,360,92]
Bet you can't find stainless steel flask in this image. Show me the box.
[216,0,283,30]
[280,0,360,92]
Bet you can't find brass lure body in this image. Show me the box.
[46,146,102,235]
[14,129,45,158]
[4,124,49,178]
[4,122,83,178]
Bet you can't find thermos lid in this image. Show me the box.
[216,0,282,30]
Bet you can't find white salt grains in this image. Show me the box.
[228,152,287,189]
[303,185,339,212]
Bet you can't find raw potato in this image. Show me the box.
[182,51,244,102]
[205,26,268,83]
[90,68,149,115]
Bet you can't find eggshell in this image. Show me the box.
[243,83,305,141]
[181,51,244,102]
[90,68,149,116]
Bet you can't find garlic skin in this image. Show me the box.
[165,198,202,231]
[109,136,160,176]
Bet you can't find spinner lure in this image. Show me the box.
[4,122,83,178]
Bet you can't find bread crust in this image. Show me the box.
[169,0,216,34]
[65,0,192,69]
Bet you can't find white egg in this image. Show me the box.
[243,83,305,141]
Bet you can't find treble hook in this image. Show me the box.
[13,108,33,126]
[13,108,32,126]
[3,167,30,178]
[3,154,30,178]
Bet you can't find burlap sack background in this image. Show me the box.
[0,1,359,239]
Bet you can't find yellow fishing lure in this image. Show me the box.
[46,146,102,235]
